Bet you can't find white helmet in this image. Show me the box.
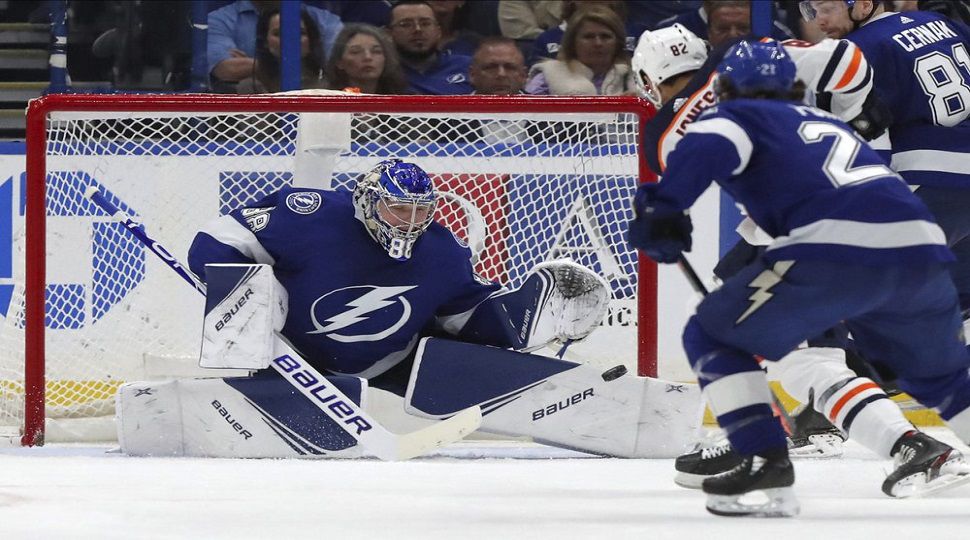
[632,24,708,108]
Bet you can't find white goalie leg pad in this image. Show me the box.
[117,377,364,459]
[200,263,287,369]
[520,260,611,350]
[405,338,701,457]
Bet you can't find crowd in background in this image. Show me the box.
[20,0,970,97]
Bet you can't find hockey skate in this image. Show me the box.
[787,405,845,458]
[674,439,743,488]
[703,450,799,518]
[882,431,970,498]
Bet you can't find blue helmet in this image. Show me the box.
[353,159,437,261]
[716,40,797,98]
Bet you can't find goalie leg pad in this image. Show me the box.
[117,372,366,459]
[405,338,700,457]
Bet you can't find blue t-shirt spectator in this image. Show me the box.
[208,0,343,81]
[403,52,473,95]
[627,1,702,30]
[334,0,392,27]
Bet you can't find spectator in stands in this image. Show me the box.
[326,24,410,94]
[498,0,563,40]
[469,37,528,95]
[627,1,702,30]
[524,7,635,96]
[429,1,481,57]
[655,0,794,47]
[387,0,472,95]
[528,1,645,66]
[334,0,394,27]
[208,0,342,91]
[236,7,327,94]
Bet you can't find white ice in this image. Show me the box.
[2,428,969,540]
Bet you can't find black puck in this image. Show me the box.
[601,365,627,381]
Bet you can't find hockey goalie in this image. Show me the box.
[115,159,700,459]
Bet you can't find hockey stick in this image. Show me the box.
[676,254,795,435]
[85,186,482,461]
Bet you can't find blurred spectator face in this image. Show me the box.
[337,32,387,85]
[267,14,310,58]
[388,3,442,56]
[427,0,464,20]
[470,42,527,94]
[574,21,619,73]
[806,0,858,39]
[707,5,751,47]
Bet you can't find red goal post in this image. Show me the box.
[16,93,658,446]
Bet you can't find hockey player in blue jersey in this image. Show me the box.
[801,0,970,319]
[113,159,701,460]
[628,40,970,517]
[632,24,965,499]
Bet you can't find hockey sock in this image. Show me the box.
[816,377,911,457]
[684,317,788,456]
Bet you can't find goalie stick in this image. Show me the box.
[85,186,482,461]
[677,255,795,435]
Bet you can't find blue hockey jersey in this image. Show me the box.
[650,99,952,265]
[188,188,501,378]
[848,11,970,187]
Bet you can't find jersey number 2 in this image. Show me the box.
[797,122,894,187]
[915,43,970,127]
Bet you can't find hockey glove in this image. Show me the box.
[627,184,693,264]
[848,92,893,141]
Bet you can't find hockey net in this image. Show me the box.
[7,93,656,445]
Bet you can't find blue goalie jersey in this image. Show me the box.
[653,99,953,265]
[188,188,501,378]
[848,11,970,187]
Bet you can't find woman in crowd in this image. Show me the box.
[237,7,327,94]
[524,6,635,96]
[325,23,410,94]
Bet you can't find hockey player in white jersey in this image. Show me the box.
[114,159,700,460]
[633,24,966,498]
[628,38,970,517]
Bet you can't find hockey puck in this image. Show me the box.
[601,365,627,381]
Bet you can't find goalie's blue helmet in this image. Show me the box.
[716,40,796,97]
[353,159,437,261]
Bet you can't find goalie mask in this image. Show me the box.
[632,24,708,109]
[353,159,437,261]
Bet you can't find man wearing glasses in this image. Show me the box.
[387,0,473,94]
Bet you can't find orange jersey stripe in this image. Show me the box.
[833,46,863,91]
[657,71,718,171]
[828,381,880,422]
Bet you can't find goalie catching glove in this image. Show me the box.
[517,260,611,350]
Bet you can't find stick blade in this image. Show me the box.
[384,405,483,461]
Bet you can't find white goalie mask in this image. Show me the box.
[632,24,709,108]
[353,159,438,261]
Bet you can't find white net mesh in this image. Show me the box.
[3,95,650,441]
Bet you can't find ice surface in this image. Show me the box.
[1,429,969,539]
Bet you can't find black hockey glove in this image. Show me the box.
[627,185,693,264]
[848,92,893,141]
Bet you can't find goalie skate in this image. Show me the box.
[787,405,845,458]
[882,431,970,498]
[703,452,799,518]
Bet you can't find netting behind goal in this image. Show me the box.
[7,93,656,445]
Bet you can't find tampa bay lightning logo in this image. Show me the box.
[307,285,417,343]
[446,73,467,84]
[286,192,322,215]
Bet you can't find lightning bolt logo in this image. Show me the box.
[735,261,795,325]
[308,285,417,343]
